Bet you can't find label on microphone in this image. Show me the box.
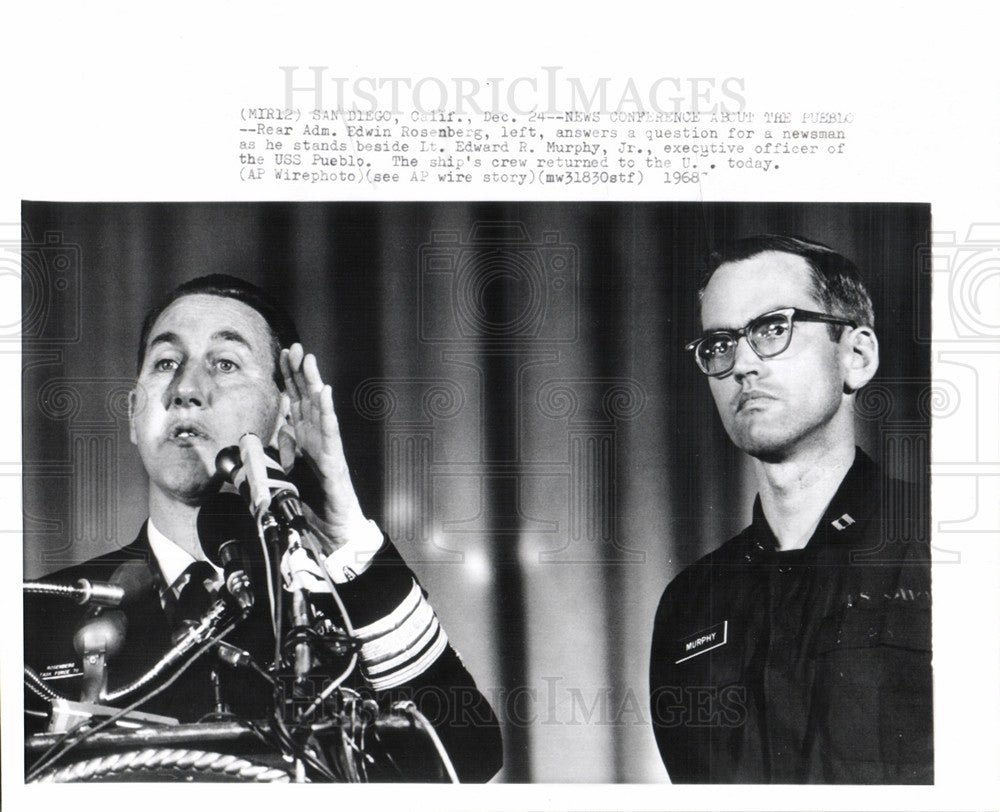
[281,546,332,593]
[39,661,83,682]
[239,433,273,514]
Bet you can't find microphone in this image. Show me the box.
[71,560,155,702]
[73,610,127,660]
[103,597,231,705]
[214,437,318,683]
[197,491,259,614]
[73,578,125,607]
[26,559,154,609]
[215,434,306,530]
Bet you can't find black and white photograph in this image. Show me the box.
[5,5,999,811]
[21,201,932,784]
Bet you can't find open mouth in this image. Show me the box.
[169,425,208,442]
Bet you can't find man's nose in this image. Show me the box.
[730,335,761,379]
[167,363,209,408]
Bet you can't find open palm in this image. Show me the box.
[279,343,366,542]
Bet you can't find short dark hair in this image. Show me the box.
[136,274,300,389]
[698,234,875,331]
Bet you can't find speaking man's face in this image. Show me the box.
[129,293,284,504]
[700,252,852,462]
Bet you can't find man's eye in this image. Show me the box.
[153,358,178,372]
[215,359,239,372]
[704,337,733,357]
[754,319,788,338]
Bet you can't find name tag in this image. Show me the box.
[40,661,83,681]
[675,620,728,664]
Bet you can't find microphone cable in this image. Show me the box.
[26,618,238,782]
[392,700,461,784]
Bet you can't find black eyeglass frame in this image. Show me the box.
[684,307,857,377]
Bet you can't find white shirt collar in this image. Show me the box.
[147,518,220,588]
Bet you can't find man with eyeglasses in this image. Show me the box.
[649,235,932,784]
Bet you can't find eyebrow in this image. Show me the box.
[146,329,254,353]
[147,331,180,352]
[211,329,254,350]
[701,306,795,335]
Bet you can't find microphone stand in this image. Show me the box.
[282,527,314,690]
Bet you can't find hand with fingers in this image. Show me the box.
[278,343,369,548]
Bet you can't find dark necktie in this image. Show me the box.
[168,560,220,629]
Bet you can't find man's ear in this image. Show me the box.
[842,326,879,393]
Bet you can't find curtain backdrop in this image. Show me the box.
[22,201,930,782]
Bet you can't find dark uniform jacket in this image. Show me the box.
[650,451,932,783]
[25,524,502,782]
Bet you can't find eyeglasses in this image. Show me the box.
[685,307,856,377]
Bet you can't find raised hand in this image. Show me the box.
[279,343,367,545]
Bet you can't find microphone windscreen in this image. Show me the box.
[215,446,242,483]
[108,560,156,607]
[73,609,128,658]
[197,491,259,565]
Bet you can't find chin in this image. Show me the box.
[730,427,795,463]
[744,445,794,464]
[157,470,219,506]
[175,484,219,507]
